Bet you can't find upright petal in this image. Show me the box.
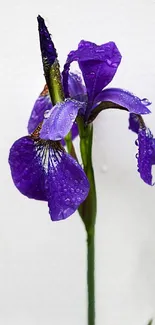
[40,99,86,140]
[93,88,151,115]
[68,72,87,101]
[9,136,47,201]
[137,128,155,185]
[28,85,52,134]
[63,41,121,104]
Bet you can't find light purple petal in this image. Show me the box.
[9,136,89,221]
[94,88,151,115]
[61,122,79,146]
[28,86,52,134]
[68,72,86,101]
[137,128,155,185]
[40,99,86,140]
[9,136,47,201]
[63,41,121,104]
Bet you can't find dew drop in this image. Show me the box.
[106,59,117,68]
[148,149,153,155]
[44,110,51,118]
[135,139,139,146]
[141,98,152,106]
[111,62,118,67]
[106,59,112,66]
[65,198,70,205]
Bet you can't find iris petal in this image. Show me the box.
[137,128,155,185]
[63,41,121,105]
[37,15,57,66]
[68,72,87,102]
[9,136,47,201]
[128,113,140,134]
[61,122,79,146]
[28,86,52,134]
[46,150,90,221]
[9,136,89,220]
[40,99,86,140]
[94,88,151,115]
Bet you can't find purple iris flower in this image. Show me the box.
[8,15,154,223]
[129,113,155,185]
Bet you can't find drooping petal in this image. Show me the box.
[137,128,155,185]
[9,136,89,221]
[63,41,121,104]
[40,99,86,140]
[28,86,52,134]
[9,136,47,201]
[46,150,89,221]
[93,88,151,115]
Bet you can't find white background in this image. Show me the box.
[1,0,155,324]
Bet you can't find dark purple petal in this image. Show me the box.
[63,41,121,104]
[9,136,47,201]
[128,113,140,134]
[28,86,52,134]
[94,88,151,115]
[61,122,79,146]
[9,136,89,221]
[68,72,86,101]
[46,151,89,221]
[152,139,155,165]
[37,15,57,66]
[137,128,155,185]
[40,99,86,140]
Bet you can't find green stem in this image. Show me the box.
[77,118,96,325]
[87,230,95,325]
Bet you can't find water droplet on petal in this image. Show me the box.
[135,153,139,159]
[106,59,112,66]
[111,62,118,67]
[141,98,152,106]
[44,110,51,118]
[65,198,70,205]
[106,59,117,68]
[135,139,139,146]
[148,149,153,155]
